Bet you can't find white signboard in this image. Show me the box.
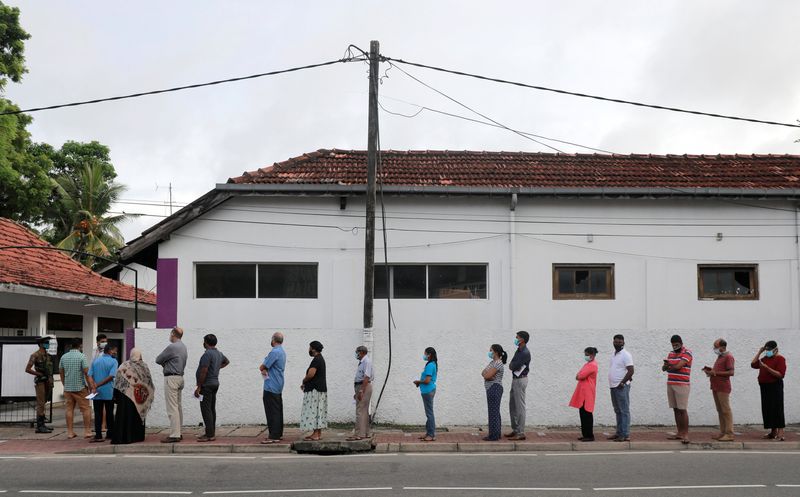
[1,343,38,398]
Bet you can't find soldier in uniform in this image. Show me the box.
[25,336,54,433]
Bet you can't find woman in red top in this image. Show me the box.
[569,347,598,442]
[750,340,787,441]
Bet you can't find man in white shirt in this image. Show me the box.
[608,334,634,441]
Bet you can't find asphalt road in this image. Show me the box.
[1,451,799,496]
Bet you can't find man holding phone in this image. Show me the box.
[704,338,735,441]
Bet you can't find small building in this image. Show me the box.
[0,217,156,399]
[122,150,799,427]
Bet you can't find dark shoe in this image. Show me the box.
[579,437,595,442]
[615,437,630,442]
[503,431,517,438]
[35,426,51,434]
[511,435,527,441]
[197,435,216,442]
[161,437,181,443]
[89,437,105,443]
[482,436,499,441]
[606,434,619,440]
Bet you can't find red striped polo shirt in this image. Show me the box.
[666,347,692,385]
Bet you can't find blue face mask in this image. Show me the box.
[765,350,774,358]
[487,351,494,360]
[42,343,50,350]
[514,338,520,346]
[355,352,361,360]
[584,355,591,362]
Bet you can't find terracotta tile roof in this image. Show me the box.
[0,218,156,305]
[228,149,800,189]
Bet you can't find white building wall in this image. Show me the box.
[138,195,799,428]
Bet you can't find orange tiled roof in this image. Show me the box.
[228,149,800,189]
[0,218,156,305]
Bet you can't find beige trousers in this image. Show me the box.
[354,382,373,438]
[164,376,185,438]
[712,391,734,436]
[64,388,92,437]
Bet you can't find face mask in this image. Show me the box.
[514,338,520,346]
[99,342,107,349]
[672,346,681,352]
[584,355,591,362]
[713,348,722,356]
[42,343,50,350]
[765,350,774,358]
[487,351,494,360]
[422,355,428,361]
[308,350,314,357]
[355,352,361,360]
[613,344,623,352]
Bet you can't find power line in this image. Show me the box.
[387,62,565,153]
[0,56,363,116]
[382,56,800,129]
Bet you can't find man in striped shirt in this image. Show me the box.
[662,334,692,443]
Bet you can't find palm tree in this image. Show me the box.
[53,163,136,267]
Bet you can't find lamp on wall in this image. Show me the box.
[716,232,723,241]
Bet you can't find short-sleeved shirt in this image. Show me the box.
[752,355,787,384]
[89,354,118,400]
[304,355,327,392]
[59,349,89,392]
[608,349,634,388]
[354,354,374,383]
[666,347,693,386]
[483,360,505,390]
[710,353,735,393]
[419,361,437,394]
[196,348,228,387]
[262,345,286,394]
[29,349,53,382]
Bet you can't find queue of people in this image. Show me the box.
[26,329,788,444]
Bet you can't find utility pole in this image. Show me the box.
[363,40,380,343]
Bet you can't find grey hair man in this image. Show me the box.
[348,345,374,440]
[259,332,286,444]
[155,326,188,443]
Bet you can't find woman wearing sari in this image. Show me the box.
[111,348,155,445]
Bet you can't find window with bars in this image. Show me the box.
[552,264,615,300]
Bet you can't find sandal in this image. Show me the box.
[346,437,363,441]
[762,432,776,439]
[666,435,682,440]
[422,436,436,442]
[303,436,320,441]
[260,439,278,445]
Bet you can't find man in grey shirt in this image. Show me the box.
[155,327,188,443]
[506,330,531,441]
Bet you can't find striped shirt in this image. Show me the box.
[666,347,692,385]
[483,360,505,390]
[58,349,89,392]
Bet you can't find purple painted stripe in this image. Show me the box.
[125,327,135,359]
[156,258,178,328]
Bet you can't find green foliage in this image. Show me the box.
[0,3,29,91]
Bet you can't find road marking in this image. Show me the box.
[203,488,392,494]
[0,456,26,459]
[404,487,581,492]
[20,492,192,495]
[682,450,800,455]
[777,484,800,487]
[412,453,538,457]
[29,455,117,460]
[122,455,257,460]
[594,484,767,491]
[546,451,673,456]
[259,453,398,460]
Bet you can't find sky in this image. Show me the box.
[6,1,800,241]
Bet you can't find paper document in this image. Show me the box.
[513,369,523,378]
[85,392,98,400]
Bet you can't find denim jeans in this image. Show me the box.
[421,390,436,437]
[610,384,631,438]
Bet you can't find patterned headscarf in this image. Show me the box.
[113,348,155,423]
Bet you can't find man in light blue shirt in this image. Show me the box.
[88,344,118,441]
[259,332,286,443]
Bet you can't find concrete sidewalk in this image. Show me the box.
[1,416,797,455]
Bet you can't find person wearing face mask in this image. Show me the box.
[569,347,599,442]
[155,327,188,443]
[194,334,229,442]
[300,341,327,441]
[347,345,373,441]
[481,344,507,441]
[703,338,735,441]
[25,336,54,433]
[93,334,109,432]
[414,347,438,441]
[750,340,786,441]
[608,334,634,442]
[89,344,118,442]
[505,331,531,441]
[662,335,692,444]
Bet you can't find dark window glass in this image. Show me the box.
[196,264,256,298]
[392,265,427,299]
[47,312,83,332]
[428,265,487,299]
[374,264,388,299]
[553,265,614,299]
[258,264,318,298]
[698,265,757,299]
[0,308,27,329]
[98,317,124,334]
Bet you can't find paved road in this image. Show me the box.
[1,451,799,496]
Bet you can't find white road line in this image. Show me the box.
[404,487,581,492]
[20,492,192,495]
[29,455,117,460]
[594,484,767,491]
[259,453,398,460]
[777,484,800,487]
[0,456,26,459]
[682,450,800,455]
[546,451,673,456]
[203,488,393,494]
[411,453,538,457]
[122,455,256,460]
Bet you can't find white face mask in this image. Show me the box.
[99,342,107,349]
[713,348,723,356]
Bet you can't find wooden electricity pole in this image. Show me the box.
[363,40,380,332]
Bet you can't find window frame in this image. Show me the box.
[552,263,615,300]
[375,263,489,300]
[194,262,319,299]
[697,264,759,301]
